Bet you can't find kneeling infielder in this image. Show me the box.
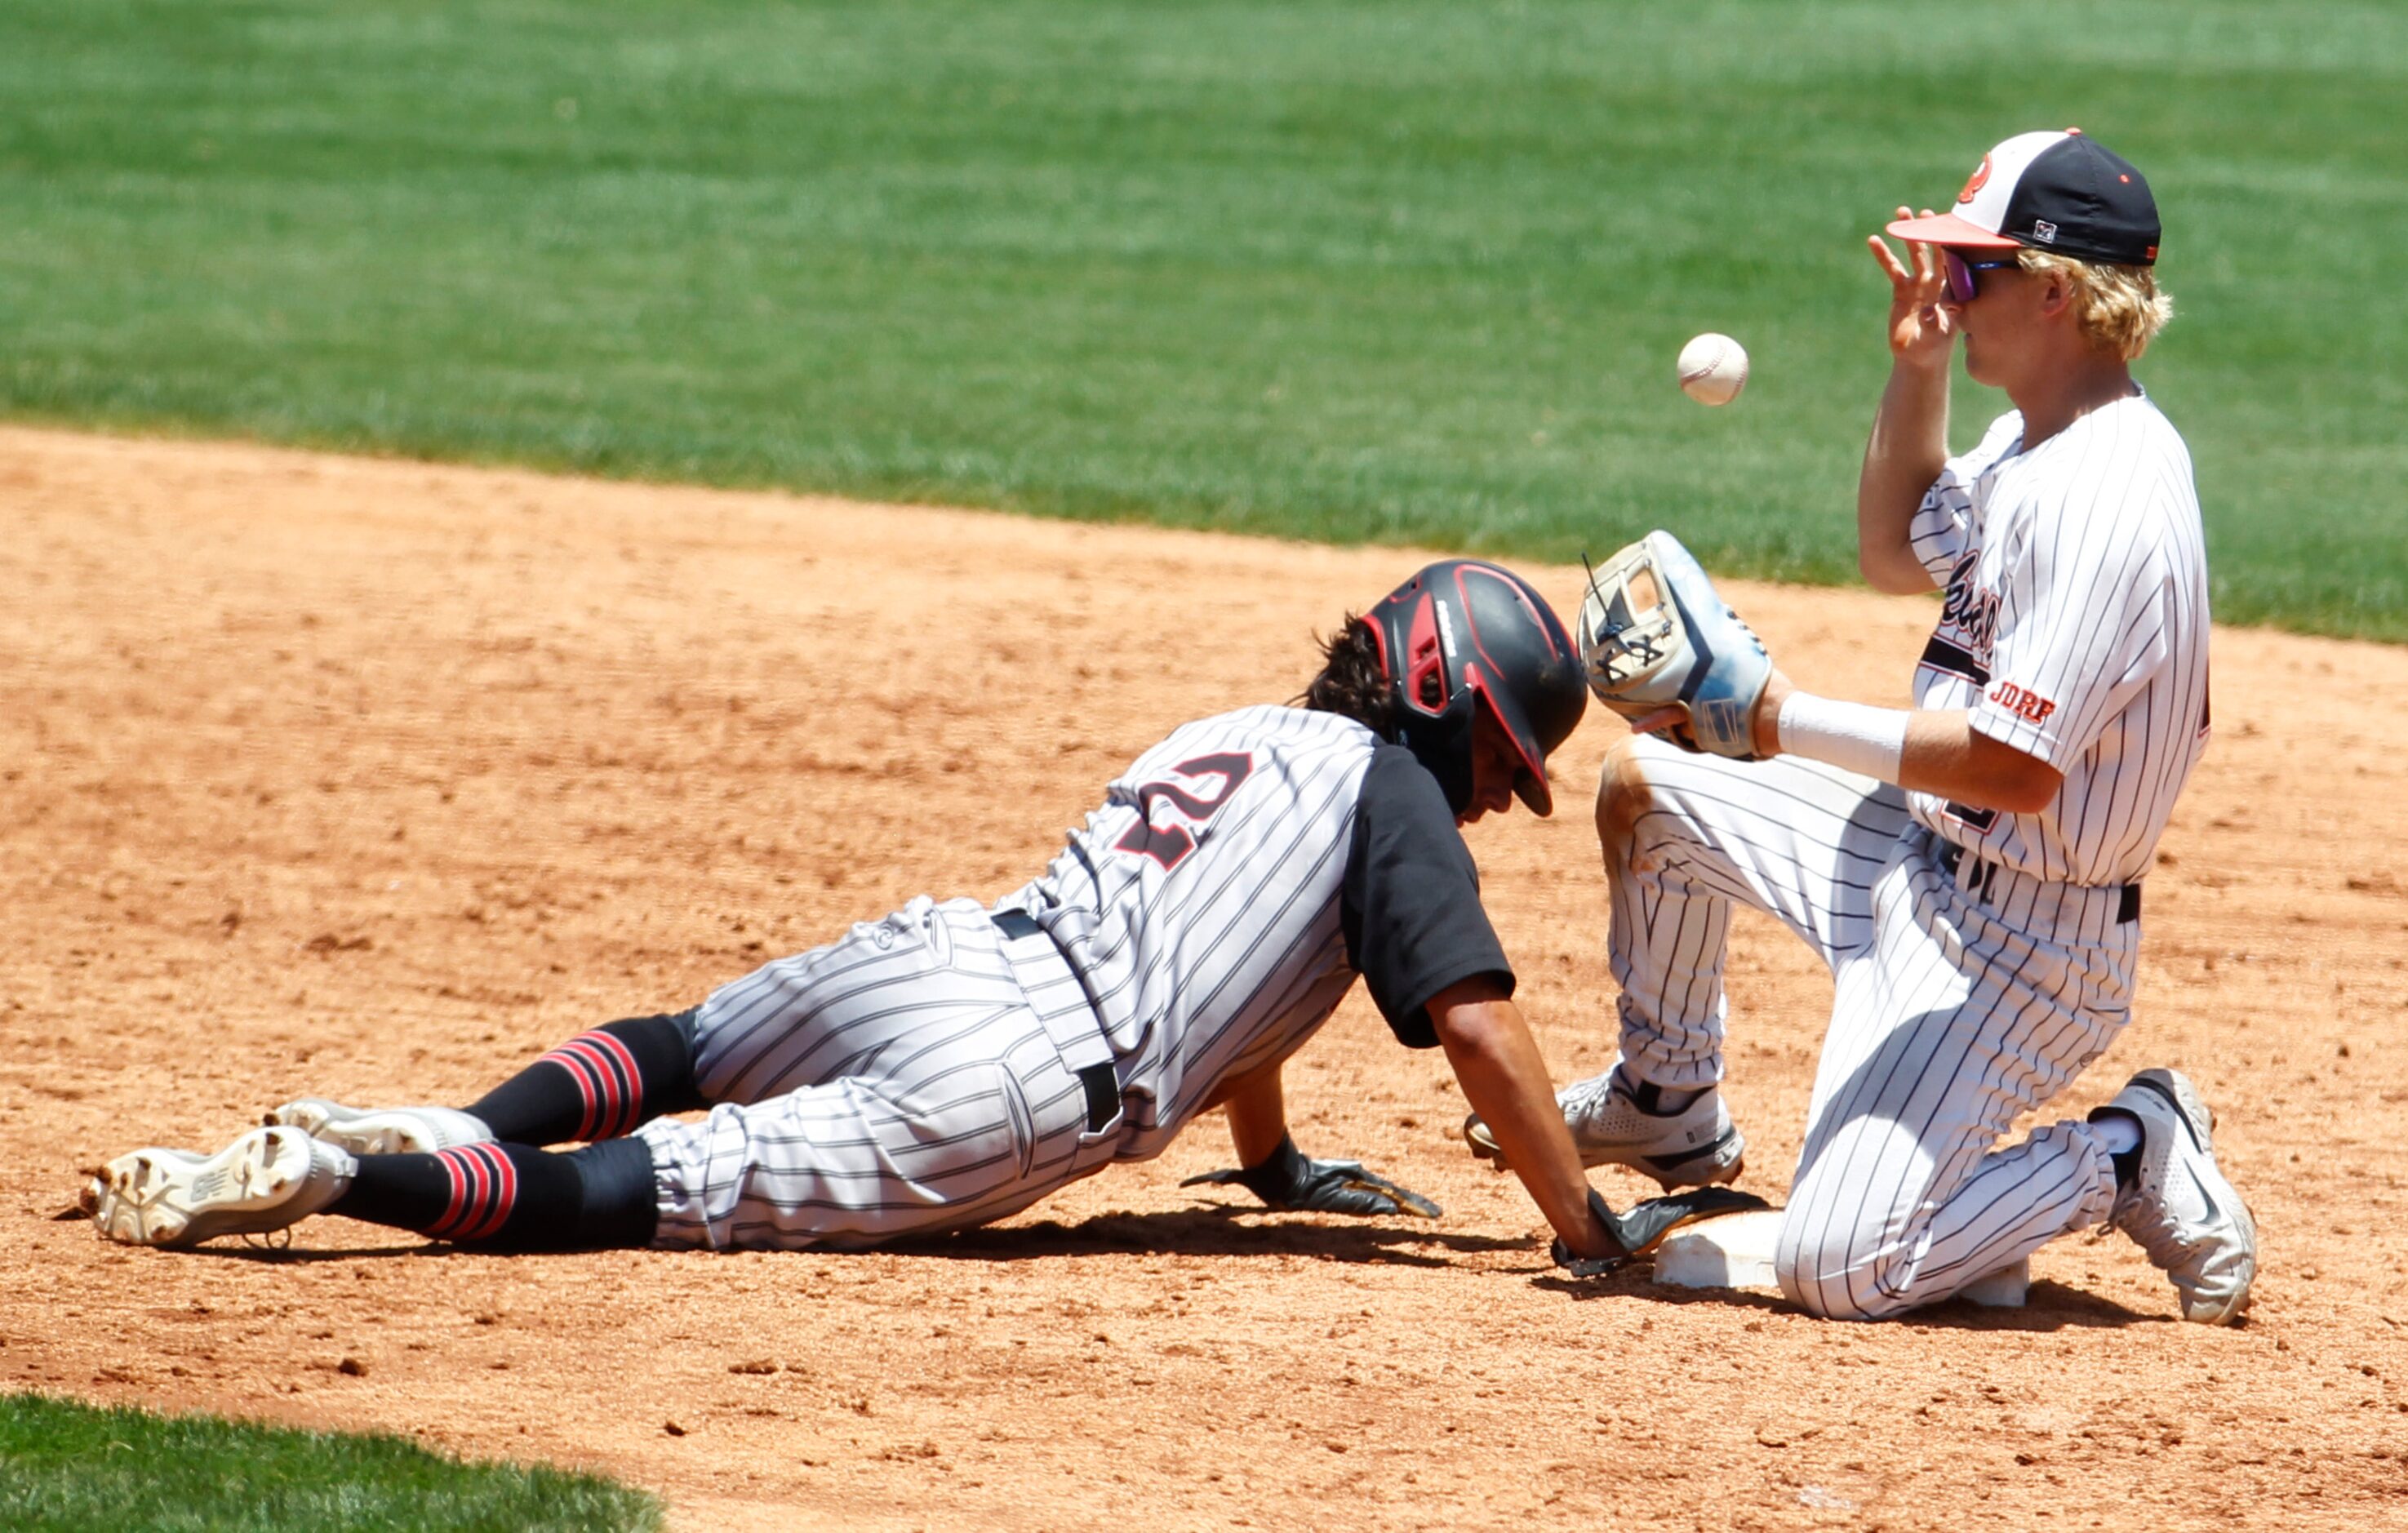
[89,561,1740,1267]
[1468,130,2255,1322]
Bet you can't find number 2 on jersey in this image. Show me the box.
[1114,753,1255,871]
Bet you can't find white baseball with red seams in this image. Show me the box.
[1677,332,1748,406]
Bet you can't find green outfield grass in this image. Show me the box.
[1,2,2401,636]
[0,1392,659,1531]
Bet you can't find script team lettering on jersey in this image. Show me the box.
[1901,393,2210,886]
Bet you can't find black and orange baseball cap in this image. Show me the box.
[1888,129,2160,266]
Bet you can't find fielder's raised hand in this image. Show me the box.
[1182,1134,1442,1218]
[1869,205,1958,367]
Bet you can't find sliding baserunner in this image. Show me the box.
[91,561,1739,1269]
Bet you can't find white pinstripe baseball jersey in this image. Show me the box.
[998,704,1459,1161]
[1905,391,2210,885]
[639,704,1513,1248]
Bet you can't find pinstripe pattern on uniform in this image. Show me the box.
[998,706,1379,1162]
[1606,735,2137,1317]
[641,899,1121,1250]
[638,707,1386,1250]
[1778,853,2130,1318]
[1611,740,1910,1093]
[1905,392,2208,886]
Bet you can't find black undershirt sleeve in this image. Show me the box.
[1340,745,1516,1049]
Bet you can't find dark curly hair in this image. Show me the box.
[1295,615,1398,737]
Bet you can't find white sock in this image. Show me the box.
[2092,1111,2143,1156]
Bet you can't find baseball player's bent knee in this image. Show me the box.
[1778,1145,1943,1320]
[1595,739,1657,866]
[1773,1233,1923,1322]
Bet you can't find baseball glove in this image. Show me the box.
[1182,1134,1442,1218]
[1579,531,1772,760]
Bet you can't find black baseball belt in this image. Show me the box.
[992,908,1121,1133]
[1936,842,2140,926]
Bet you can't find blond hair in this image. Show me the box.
[2016,248,2174,360]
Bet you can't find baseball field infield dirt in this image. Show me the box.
[5,426,2406,1530]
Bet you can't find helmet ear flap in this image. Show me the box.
[1404,687,1482,814]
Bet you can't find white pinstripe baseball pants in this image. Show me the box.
[1606,737,2135,1319]
[636,897,1126,1251]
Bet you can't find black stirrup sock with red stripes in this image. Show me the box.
[331,1137,657,1252]
[462,1011,704,1146]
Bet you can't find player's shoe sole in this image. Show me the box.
[264,1098,491,1157]
[1465,1069,1745,1191]
[87,1126,356,1248]
[2094,1069,2256,1326]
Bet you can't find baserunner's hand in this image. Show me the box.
[1182,1134,1442,1218]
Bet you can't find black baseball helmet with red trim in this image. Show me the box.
[1365,560,1587,815]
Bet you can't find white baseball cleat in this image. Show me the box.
[2094,1069,2256,1325]
[1465,1065,1745,1190]
[264,1098,491,1156]
[87,1126,357,1248]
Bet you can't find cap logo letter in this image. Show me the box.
[2033,220,2058,243]
[1957,155,1993,204]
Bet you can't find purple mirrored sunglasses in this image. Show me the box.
[1942,249,2019,303]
